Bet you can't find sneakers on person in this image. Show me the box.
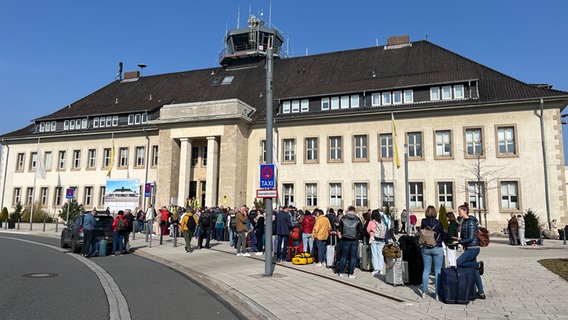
[478,261,485,276]
[475,293,486,300]
[348,274,356,279]
[316,262,322,267]
[371,271,379,276]
[421,292,427,298]
[338,273,345,278]
[255,252,263,256]
[243,252,251,257]
[236,253,243,256]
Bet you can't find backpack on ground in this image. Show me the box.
[117,218,127,232]
[341,217,359,239]
[419,226,437,247]
[477,226,490,247]
[186,214,197,232]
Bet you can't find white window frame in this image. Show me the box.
[371,93,381,106]
[40,187,49,206]
[497,127,516,155]
[128,115,134,125]
[500,181,519,210]
[305,137,318,161]
[283,101,291,113]
[283,183,294,207]
[466,128,483,156]
[30,152,38,171]
[300,99,309,112]
[58,151,66,169]
[88,149,97,168]
[468,181,485,211]
[72,150,81,169]
[39,122,45,132]
[407,132,423,158]
[100,186,106,206]
[291,100,300,113]
[202,146,207,166]
[330,96,340,110]
[350,95,359,108]
[454,84,464,99]
[13,187,22,205]
[54,187,62,206]
[354,183,368,207]
[381,182,394,208]
[329,136,342,161]
[442,85,452,100]
[430,87,440,101]
[381,92,391,105]
[84,186,93,206]
[152,145,159,167]
[119,147,128,167]
[142,113,148,123]
[136,146,145,167]
[321,97,330,111]
[106,116,112,127]
[393,91,403,104]
[283,139,295,162]
[44,151,52,171]
[305,183,318,207]
[69,120,75,130]
[112,116,118,126]
[379,133,393,159]
[404,89,414,103]
[81,119,88,129]
[135,114,141,125]
[94,118,99,128]
[409,182,424,208]
[354,135,368,160]
[329,183,342,207]
[435,130,452,157]
[438,182,454,209]
[340,95,350,109]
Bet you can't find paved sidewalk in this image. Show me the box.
[3,223,568,320]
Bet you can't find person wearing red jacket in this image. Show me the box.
[111,210,128,255]
[301,210,316,255]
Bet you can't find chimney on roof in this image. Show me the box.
[387,35,410,46]
[124,71,140,80]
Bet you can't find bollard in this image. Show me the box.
[148,220,153,248]
[55,219,59,233]
[17,218,21,230]
[43,216,46,232]
[564,225,567,245]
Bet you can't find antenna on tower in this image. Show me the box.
[237,5,240,28]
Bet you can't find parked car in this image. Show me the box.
[60,211,114,253]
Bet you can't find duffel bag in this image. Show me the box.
[292,252,314,265]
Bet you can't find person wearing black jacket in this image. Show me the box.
[337,206,364,279]
[420,205,445,299]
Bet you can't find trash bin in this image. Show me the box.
[8,219,16,229]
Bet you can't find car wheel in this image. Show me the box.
[60,235,68,248]
[71,238,81,253]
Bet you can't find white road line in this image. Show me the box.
[0,236,131,320]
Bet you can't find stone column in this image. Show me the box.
[178,138,192,206]
[205,136,219,207]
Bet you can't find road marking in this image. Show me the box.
[0,236,131,320]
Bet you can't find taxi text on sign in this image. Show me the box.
[260,164,275,188]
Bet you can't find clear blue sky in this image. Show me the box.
[2,1,567,159]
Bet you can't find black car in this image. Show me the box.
[60,211,114,253]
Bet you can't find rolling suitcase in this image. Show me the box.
[360,243,372,271]
[438,267,476,304]
[385,258,408,285]
[326,234,337,268]
[99,239,107,257]
[399,235,423,285]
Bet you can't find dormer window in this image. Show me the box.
[221,76,234,85]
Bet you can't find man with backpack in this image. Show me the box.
[337,206,364,279]
[181,209,198,252]
[111,210,128,256]
[198,207,215,249]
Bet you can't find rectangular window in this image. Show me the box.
[106,116,112,127]
[40,187,49,206]
[409,182,424,208]
[39,123,45,132]
[468,182,485,210]
[305,138,318,161]
[407,132,423,158]
[84,187,93,206]
[202,146,208,166]
[30,152,38,171]
[76,119,81,130]
[88,149,97,168]
[191,146,199,167]
[128,115,134,125]
[26,187,34,205]
[283,184,294,207]
[16,153,25,171]
[58,151,66,169]
[340,95,350,109]
[500,181,519,209]
[291,100,300,113]
[136,146,145,167]
[44,151,52,171]
[112,116,118,126]
[354,183,368,207]
[454,84,464,99]
[135,114,141,125]
[300,99,309,112]
[438,182,454,209]
[119,147,128,167]
[404,89,414,103]
[283,139,296,162]
[329,183,342,207]
[321,97,330,111]
[64,120,69,130]
[381,92,391,105]
[100,186,106,206]
[497,127,516,155]
[442,86,452,100]
[54,187,62,206]
[371,93,381,106]
[81,119,88,129]
[94,117,99,128]
[69,120,75,130]
[103,148,111,168]
[354,135,368,160]
[381,183,394,208]
[142,113,148,124]
[393,91,403,104]
[305,183,318,207]
[13,187,22,205]
[465,128,483,156]
[379,133,393,159]
[282,101,291,113]
[72,150,81,169]
[435,130,452,157]
[99,117,106,127]
[329,136,342,161]
[430,87,440,101]
[330,96,340,110]
[261,140,267,163]
[152,145,159,167]
[350,95,359,108]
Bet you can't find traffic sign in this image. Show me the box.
[260,164,275,188]
[145,183,152,197]
[256,189,278,198]
[65,188,75,199]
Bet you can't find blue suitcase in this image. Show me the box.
[99,239,108,257]
[438,267,476,304]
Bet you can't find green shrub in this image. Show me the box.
[10,202,23,221]
[524,208,543,238]
[58,199,84,222]
[1,207,8,221]
[21,202,53,223]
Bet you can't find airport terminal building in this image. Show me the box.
[1,19,567,230]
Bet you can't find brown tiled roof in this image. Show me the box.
[4,40,568,138]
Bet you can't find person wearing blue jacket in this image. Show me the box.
[275,206,293,262]
[454,202,486,300]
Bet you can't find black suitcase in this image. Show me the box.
[398,235,423,285]
[438,267,476,304]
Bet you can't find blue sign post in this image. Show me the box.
[65,188,75,199]
[260,164,275,189]
[145,183,152,197]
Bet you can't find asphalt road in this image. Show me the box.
[0,234,243,320]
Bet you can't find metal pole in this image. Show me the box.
[538,98,552,230]
[404,144,410,236]
[264,37,275,277]
[173,224,178,247]
[66,199,70,223]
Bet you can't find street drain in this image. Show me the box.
[23,273,58,278]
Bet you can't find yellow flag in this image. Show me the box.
[391,113,401,168]
[106,138,115,177]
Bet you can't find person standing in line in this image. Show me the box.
[275,206,293,262]
[312,209,331,266]
[420,205,445,299]
[517,213,526,246]
[410,211,418,233]
[367,209,387,276]
[399,209,407,233]
[227,208,237,247]
[145,204,155,235]
[444,211,459,267]
[337,206,364,279]
[254,210,265,255]
[235,206,249,256]
[82,209,96,257]
[181,209,198,252]
[136,207,145,233]
[300,210,316,255]
[454,202,485,300]
[123,209,134,253]
[153,207,162,237]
